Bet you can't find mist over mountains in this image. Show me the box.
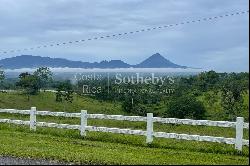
[0,53,188,69]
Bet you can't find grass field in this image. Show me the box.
[0,92,249,164]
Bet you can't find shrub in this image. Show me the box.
[122,97,147,116]
[165,95,206,119]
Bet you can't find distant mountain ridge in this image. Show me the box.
[0,53,188,69]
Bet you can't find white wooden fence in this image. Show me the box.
[0,107,249,151]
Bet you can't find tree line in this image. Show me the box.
[0,68,249,121]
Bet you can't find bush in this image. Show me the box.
[122,97,147,116]
[165,95,206,120]
[55,80,74,103]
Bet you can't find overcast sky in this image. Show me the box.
[0,0,249,72]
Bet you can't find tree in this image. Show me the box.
[0,67,5,90]
[56,81,74,111]
[195,71,220,91]
[18,72,31,79]
[221,78,244,121]
[34,67,53,91]
[165,95,206,120]
[121,94,148,116]
[0,67,5,84]
[16,72,39,101]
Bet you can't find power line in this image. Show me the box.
[1,10,249,55]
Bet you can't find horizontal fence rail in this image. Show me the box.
[153,117,237,128]
[1,109,248,129]
[0,108,249,151]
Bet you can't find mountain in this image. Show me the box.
[0,55,131,69]
[135,53,187,68]
[0,53,187,69]
[98,60,131,68]
[0,55,88,69]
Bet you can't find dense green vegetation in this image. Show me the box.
[164,95,206,119]
[75,71,249,121]
[0,68,4,83]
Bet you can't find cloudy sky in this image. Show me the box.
[0,0,249,72]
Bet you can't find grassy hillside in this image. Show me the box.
[0,92,249,164]
[0,92,123,115]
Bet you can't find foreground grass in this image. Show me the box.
[0,124,249,165]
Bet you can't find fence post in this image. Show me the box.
[146,113,153,144]
[235,117,244,151]
[80,110,87,137]
[30,107,36,131]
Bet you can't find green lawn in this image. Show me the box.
[0,92,249,164]
[0,124,249,165]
